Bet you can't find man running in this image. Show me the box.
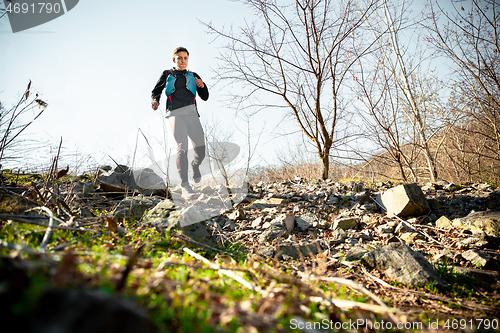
[151,46,209,199]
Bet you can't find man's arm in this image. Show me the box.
[193,72,209,101]
[151,70,168,109]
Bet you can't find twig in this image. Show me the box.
[308,296,399,314]
[0,214,98,233]
[33,206,55,252]
[172,232,243,258]
[299,272,400,322]
[183,247,264,294]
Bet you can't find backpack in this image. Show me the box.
[164,69,197,97]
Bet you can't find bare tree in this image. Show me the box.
[0,81,47,168]
[429,0,500,169]
[355,55,420,181]
[204,0,378,180]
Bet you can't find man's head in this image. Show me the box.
[173,47,189,71]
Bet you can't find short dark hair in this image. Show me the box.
[173,47,189,56]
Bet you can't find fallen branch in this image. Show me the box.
[0,214,98,233]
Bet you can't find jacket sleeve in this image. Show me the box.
[151,70,168,103]
[193,72,209,101]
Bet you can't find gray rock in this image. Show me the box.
[329,228,347,245]
[132,168,166,190]
[431,249,462,265]
[97,165,142,193]
[295,215,313,231]
[258,225,286,243]
[399,232,426,244]
[276,240,321,259]
[228,208,246,220]
[142,199,178,229]
[344,245,372,261]
[362,242,447,288]
[178,206,206,227]
[113,195,162,220]
[380,183,430,217]
[461,249,492,267]
[327,195,339,204]
[332,216,358,230]
[452,211,500,237]
[250,198,286,209]
[180,221,219,248]
[282,214,295,232]
[351,229,373,240]
[251,216,264,228]
[377,223,394,234]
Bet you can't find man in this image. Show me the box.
[151,47,209,199]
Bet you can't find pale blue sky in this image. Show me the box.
[0,0,456,173]
[0,0,281,171]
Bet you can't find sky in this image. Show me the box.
[0,0,289,173]
[0,0,458,175]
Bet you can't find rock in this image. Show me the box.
[332,216,358,230]
[258,225,286,243]
[276,241,321,259]
[201,186,214,194]
[380,183,430,217]
[281,214,295,232]
[377,223,394,234]
[132,168,166,190]
[228,208,246,220]
[178,206,206,227]
[142,199,178,229]
[461,249,492,268]
[262,221,272,229]
[362,242,447,288]
[29,288,155,333]
[452,211,500,237]
[431,249,462,265]
[435,216,453,229]
[180,221,219,248]
[327,195,339,204]
[400,232,426,244]
[329,228,347,245]
[97,165,142,193]
[295,215,313,231]
[444,183,461,192]
[249,198,286,209]
[251,216,264,228]
[113,195,162,220]
[344,245,372,261]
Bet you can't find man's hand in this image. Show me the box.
[195,78,205,88]
[152,101,159,110]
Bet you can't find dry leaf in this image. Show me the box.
[106,217,117,232]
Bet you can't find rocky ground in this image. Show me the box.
[1,165,499,332]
